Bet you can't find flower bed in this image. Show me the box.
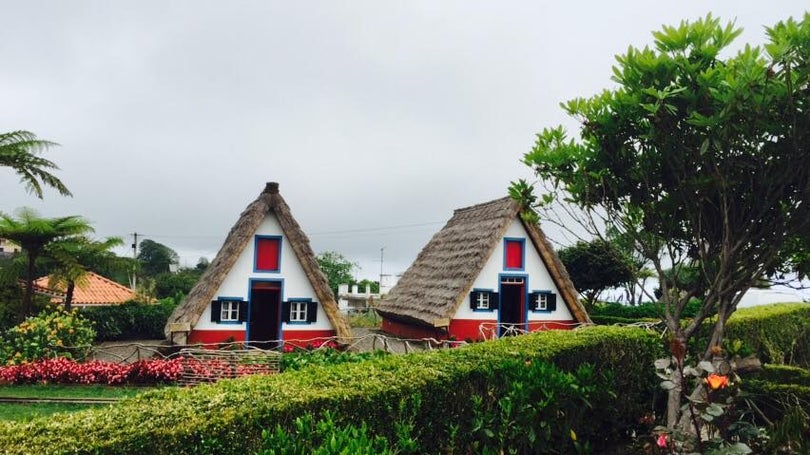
[0,357,277,386]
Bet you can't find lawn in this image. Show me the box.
[0,384,158,422]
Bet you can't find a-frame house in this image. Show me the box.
[375,196,590,341]
[165,182,351,346]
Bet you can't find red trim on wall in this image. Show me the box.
[381,317,578,342]
[188,329,246,345]
[448,319,495,341]
[527,320,577,331]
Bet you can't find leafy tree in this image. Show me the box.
[137,239,179,277]
[0,130,71,198]
[558,239,634,310]
[0,208,93,316]
[518,14,810,428]
[154,267,204,300]
[46,236,125,311]
[356,278,380,294]
[316,251,357,297]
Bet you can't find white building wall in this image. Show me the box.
[453,219,574,321]
[193,215,334,332]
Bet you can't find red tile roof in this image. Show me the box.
[34,272,137,306]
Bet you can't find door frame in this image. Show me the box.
[497,273,528,334]
[246,278,284,345]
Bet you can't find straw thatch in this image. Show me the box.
[164,182,351,342]
[375,197,590,328]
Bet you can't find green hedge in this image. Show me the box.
[81,299,177,342]
[0,326,663,454]
[722,304,810,367]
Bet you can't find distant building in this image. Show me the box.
[0,238,21,258]
[33,272,138,307]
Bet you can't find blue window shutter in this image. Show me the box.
[490,292,499,311]
[469,291,479,310]
[210,300,221,323]
[529,292,540,310]
[548,293,557,311]
[238,301,247,322]
[306,301,317,323]
[281,301,291,323]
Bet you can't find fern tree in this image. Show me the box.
[0,130,71,198]
[0,208,93,316]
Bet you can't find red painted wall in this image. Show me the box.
[187,328,336,347]
[188,329,246,345]
[382,317,577,342]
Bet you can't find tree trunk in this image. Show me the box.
[64,281,75,312]
[22,251,38,317]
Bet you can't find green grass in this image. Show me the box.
[0,384,158,422]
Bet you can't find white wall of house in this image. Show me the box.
[193,214,333,332]
[454,219,574,321]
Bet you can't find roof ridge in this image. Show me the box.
[453,196,514,215]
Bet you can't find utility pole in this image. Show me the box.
[379,247,385,290]
[130,232,138,291]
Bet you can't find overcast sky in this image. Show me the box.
[2,2,807,280]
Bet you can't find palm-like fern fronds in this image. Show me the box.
[0,130,71,198]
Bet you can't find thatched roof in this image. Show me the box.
[375,197,590,327]
[164,182,351,341]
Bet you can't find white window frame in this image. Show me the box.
[476,292,490,310]
[220,301,240,322]
[535,293,548,311]
[290,300,308,322]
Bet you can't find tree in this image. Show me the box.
[0,208,93,316]
[316,251,357,297]
[0,130,71,198]
[558,239,634,310]
[518,14,810,429]
[46,236,125,311]
[137,239,179,277]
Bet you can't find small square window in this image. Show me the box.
[221,301,240,322]
[504,239,524,270]
[290,301,307,322]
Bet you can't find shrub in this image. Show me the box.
[721,304,810,367]
[81,298,176,341]
[0,326,663,454]
[0,308,95,365]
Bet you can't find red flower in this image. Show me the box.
[656,434,668,448]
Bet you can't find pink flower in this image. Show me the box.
[656,434,668,448]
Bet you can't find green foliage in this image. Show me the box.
[591,299,703,320]
[718,303,810,367]
[348,310,382,328]
[0,208,94,317]
[137,239,179,277]
[558,239,635,310]
[259,411,401,455]
[0,130,71,199]
[80,298,177,341]
[154,268,203,299]
[280,347,388,372]
[0,326,662,454]
[0,308,95,365]
[316,251,357,297]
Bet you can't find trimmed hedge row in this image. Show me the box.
[0,326,662,454]
[81,299,177,341]
[722,304,810,367]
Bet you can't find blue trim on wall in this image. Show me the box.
[253,235,283,273]
[502,237,526,271]
[497,273,529,331]
[246,278,284,344]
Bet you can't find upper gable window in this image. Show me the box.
[255,236,281,272]
[504,238,525,270]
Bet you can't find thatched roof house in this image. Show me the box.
[165,182,351,346]
[376,196,590,341]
